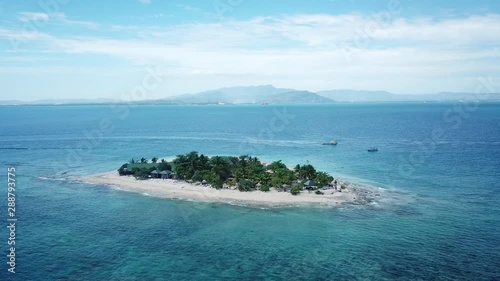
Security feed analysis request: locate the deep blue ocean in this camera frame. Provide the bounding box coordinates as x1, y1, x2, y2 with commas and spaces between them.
0, 103, 499, 280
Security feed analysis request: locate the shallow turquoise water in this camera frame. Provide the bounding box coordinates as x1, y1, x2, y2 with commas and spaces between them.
0, 104, 499, 280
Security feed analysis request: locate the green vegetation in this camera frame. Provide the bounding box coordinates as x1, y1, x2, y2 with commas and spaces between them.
314, 171, 334, 187
191, 170, 204, 182
132, 167, 155, 180
297, 164, 316, 180
157, 161, 172, 172
238, 179, 255, 192
290, 185, 302, 195
173, 151, 210, 180
117, 163, 128, 176
260, 184, 270, 192
118, 151, 340, 195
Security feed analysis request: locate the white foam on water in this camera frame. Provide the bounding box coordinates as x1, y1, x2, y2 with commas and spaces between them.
37, 176, 68, 182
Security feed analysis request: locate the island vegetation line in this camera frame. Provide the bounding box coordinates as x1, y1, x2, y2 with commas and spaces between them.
118, 151, 345, 195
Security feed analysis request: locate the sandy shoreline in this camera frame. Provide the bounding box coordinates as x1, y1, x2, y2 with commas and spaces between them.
80, 171, 359, 207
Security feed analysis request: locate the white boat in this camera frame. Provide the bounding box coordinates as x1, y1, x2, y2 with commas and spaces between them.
323, 140, 338, 145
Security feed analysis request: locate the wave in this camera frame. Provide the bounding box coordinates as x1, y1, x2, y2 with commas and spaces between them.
37, 176, 87, 187
0, 147, 66, 150
36, 176, 68, 182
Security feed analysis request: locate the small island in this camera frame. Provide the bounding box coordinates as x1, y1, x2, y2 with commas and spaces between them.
82, 151, 360, 207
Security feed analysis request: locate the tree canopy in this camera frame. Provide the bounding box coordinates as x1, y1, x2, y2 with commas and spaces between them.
120, 152, 337, 195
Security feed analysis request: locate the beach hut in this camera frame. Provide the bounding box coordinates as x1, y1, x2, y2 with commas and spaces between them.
281, 184, 290, 192
150, 170, 160, 178
303, 180, 317, 190
159, 170, 172, 179
304, 179, 316, 186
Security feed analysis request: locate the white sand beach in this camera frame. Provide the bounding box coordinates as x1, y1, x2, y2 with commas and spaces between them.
80, 171, 358, 207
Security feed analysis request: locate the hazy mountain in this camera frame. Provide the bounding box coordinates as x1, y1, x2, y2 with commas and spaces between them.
318, 90, 500, 102
166, 85, 295, 104
262, 90, 333, 104
165, 86, 334, 104
2, 86, 499, 105
317, 90, 395, 102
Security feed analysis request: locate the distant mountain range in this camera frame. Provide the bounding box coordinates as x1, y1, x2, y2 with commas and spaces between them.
317, 90, 500, 102
3, 85, 500, 105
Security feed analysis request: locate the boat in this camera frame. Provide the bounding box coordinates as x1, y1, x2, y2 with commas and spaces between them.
367, 147, 379, 152
323, 140, 338, 145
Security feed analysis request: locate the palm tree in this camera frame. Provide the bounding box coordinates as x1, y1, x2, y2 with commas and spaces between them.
314, 171, 333, 187
210, 156, 231, 180
199, 154, 210, 170
173, 154, 189, 178
299, 164, 316, 179
129, 158, 135, 164
140, 157, 147, 163
269, 160, 287, 172
294, 164, 301, 173
151, 157, 158, 163
248, 159, 265, 182
233, 155, 249, 180
255, 170, 271, 185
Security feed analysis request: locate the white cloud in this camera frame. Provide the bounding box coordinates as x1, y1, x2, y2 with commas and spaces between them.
176, 4, 202, 12
18, 12, 50, 22
16, 12, 99, 29
2, 13, 499, 95
0, 27, 51, 41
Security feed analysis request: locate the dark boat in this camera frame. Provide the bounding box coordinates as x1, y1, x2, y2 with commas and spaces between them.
367, 147, 379, 152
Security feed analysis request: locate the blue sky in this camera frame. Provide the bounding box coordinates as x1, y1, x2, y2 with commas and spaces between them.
1, 0, 499, 101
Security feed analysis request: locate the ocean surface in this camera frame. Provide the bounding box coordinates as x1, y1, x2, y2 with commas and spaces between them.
0, 103, 499, 280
